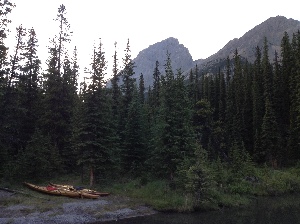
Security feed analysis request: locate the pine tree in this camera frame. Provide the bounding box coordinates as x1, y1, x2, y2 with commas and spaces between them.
260, 37, 279, 164
288, 31, 300, 162
252, 46, 264, 161
139, 73, 145, 104
40, 43, 64, 172
150, 55, 194, 179
17, 28, 41, 153
232, 49, 244, 142
0, 0, 15, 87
148, 60, 161, 124
280, 32, 293, 156
152, 60, 161, 109
218, 69, 226, 122
242, 60, 254, 152
194, 99, 213, 151
119, 39, 136, 170
121, 38, 136, 116
38, 4, 75, 172
55, 4, 71, 74
178, 143, 215, 207
1, 25, 26, 158
122, 85, 148, 174
77, 39, 117, 185
111, 41, 121, 121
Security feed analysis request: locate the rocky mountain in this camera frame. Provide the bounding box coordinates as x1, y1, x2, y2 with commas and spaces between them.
131, 16, 300, 87
195, 16, 300, 72
132, 37, 193, 87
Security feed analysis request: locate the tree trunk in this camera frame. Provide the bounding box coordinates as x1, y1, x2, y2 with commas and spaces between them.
90, 166, 94, 187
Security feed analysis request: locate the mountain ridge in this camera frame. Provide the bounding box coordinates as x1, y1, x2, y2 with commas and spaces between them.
194, 16, 300, 68
132, 37, 193, 87
132, 16, 300, 87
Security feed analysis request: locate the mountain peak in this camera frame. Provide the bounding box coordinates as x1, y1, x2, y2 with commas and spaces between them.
132, 37, 193, 87
201, 16, 300, 65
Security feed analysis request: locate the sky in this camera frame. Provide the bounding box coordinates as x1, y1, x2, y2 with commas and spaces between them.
7, 0, 300, 79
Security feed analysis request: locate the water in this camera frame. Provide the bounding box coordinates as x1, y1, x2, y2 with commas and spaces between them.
100, 194, 300, 224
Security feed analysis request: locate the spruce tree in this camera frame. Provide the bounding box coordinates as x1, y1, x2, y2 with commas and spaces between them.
122, 85, 148, 174
139, 73, 145, 104
232, 49, 244, 142
111, 41, 121, 121
121, 38, 136, 116
280, 32, 292, 155
119, 39, 136, 171
260, 37, 279, 164
150, 55, 194, 179
252, 46, 264, 160
288, 31, 300, 162
77, 39, 117, 185
38, 4, 75, 172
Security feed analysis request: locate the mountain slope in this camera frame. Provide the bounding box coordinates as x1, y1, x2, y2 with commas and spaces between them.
131, 16, 300, 87
195, 16, 300, 71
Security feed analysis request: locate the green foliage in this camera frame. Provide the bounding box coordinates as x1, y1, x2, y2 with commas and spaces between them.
228, 141, 255, 178
177, 143, 216, 209
7, 129, 62, 181
111, 179, 190, 211
254, 167, 300, 195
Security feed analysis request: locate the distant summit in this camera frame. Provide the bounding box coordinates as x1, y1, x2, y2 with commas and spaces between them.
131, 16, 300, 86
132, 37, 193, 87
195, 16, 300, 72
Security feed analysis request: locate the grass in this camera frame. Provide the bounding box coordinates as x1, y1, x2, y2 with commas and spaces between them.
3, 165, 300, 214
110, 179, 190, 211
103, 166, 300, 212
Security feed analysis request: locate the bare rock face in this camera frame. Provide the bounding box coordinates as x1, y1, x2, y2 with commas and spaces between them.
195, 16, 300, 73
132, 37, 193, 87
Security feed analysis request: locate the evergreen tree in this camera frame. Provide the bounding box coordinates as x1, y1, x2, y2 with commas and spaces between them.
139, 73, 145, 104
111, 41, 121, 121
148, 60, 161, 124
218, 69, 226, 122
40, 43, 64, 172
1, 25, 26, 158
232, 49, 244, 142
242, 61, 254, 152
280, 32, 293, 156
55, 4, 71, 74
0, 0, 14, 87
260, 37, 279, 164
150, 55, 194, 179
122, 85, 148, 174
38, 4, 75, 172
252, 46, 264, 160
77, 40, 117, 185
288, 31, 300, 162
178, 143, 215, 207
17, 28, 41, 153
119, 39, 136, 170
152, 60, 161, 109
194, 99, 213, 151
121, 38, 136, 116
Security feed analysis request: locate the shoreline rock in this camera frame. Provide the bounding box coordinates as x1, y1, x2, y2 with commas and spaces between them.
0, 190, 156, 224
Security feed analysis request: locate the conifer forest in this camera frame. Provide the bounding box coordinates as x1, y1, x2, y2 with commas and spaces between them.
1, 2, 300, 208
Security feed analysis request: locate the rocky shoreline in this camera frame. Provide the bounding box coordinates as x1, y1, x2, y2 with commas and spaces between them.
0, 190, 156, 224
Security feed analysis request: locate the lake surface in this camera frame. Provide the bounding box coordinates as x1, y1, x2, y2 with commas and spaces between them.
100, 194, 300, 224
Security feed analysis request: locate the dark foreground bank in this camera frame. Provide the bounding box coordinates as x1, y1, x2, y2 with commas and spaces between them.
0, 190, 155, 224
96, 193, 300, 224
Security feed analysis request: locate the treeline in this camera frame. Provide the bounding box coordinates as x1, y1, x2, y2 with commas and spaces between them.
1, 2, 300, 191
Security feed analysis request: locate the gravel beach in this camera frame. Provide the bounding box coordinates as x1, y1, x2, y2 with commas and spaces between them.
0, 189, 156, 224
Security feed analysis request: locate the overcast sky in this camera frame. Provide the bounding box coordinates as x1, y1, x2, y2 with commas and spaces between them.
7, 0, 300, 78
